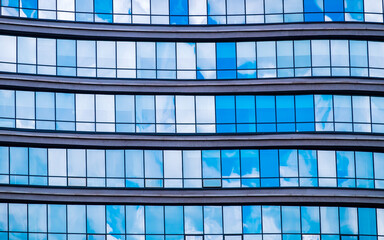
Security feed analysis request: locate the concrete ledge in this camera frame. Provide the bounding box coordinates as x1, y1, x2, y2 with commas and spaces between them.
0, 185, 382, 206
1, 130, 384, 150
1, 74, 384, 95
0, 18, 384, 41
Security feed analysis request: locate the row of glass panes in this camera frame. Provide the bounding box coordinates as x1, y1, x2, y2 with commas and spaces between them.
0, 204, 383, 237
1, 147, 384, 189
1, 0, 384, 24
0, 36, 383, 79
1, 90, 384, 134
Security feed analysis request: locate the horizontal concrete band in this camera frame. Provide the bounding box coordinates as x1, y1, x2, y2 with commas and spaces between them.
1, 130, 384, 150
0, 18, 384, 41
2, 74, 384, 95
0, 186, 382, 206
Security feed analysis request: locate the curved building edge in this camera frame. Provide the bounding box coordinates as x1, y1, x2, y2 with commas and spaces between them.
1, 19, 384, 41
2, 74, 384, 95
1, 130, 384, 150
0, 186, 382, 206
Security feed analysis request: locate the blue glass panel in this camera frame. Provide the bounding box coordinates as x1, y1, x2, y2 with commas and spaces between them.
48, 205, 66, 233
320, 207, 339, 234
243, 205, 261, 233
145, 206, 164, 234
95, 0, 112, 13
236, 96, 255, 124
345, 0, 363, 12
276, 96, 295, 123
67, 205, 86, 234
202, 150, 221, 179
304, 0, 324, 12
282, 206, 301, 233
299, 150, 318, 178
0, 90, 15, 119
217, 42, 236, 70
165, 206, 183, 234
339, 207, 358, 234
262, 206, 281, 233
324, 0, 343, 12
216, 96, 235, 124
358, 208, 377, 235
10, 147, 28, 175
295, 95, 314, 122
87, 206, 105, 234
9, 204, 27, 232
184, 206, 203, 234
256, 96, 276, 123
29, 148, 47, 176
2, 0, 19, 7
0, 147, 9, 175
57, 40, 76, 67
301, 207, 320, 233
106, 205, 125, 234
28, 204, 47, 233
221, 150, 240, 178
260, 150, 279, 178
355, 152, 373, 179
20, 0, 37, 9
204, 206, 223, 234
126, 206, 144, 234
170, 0, 188, 15
56, 93, 75, 121
336, 151, 355, 178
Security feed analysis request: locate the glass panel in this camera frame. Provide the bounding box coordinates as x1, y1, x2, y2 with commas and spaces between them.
165, 206, 184, 234
76, 94, 95, 122
301, 207, 320, 233
96, 95, 115, 123
185, 206, 203, 234
243, 205, 261, 233
48, 205, 66, 233
106, 205, 125, 234
48, 149, 66, 177
97, 41, 116, 68
125, 150, 144, 178
68, 205, 86, 233
202, 150, 221, 179
144, 150, 163, 178
282, 206, 301, 233
145, 206, 164, 234
262, 206, 281, 233
106, 150, 124, 178
221, 150, 240, 178
126, 205, 144, 234
183, 150, 202, 179
223, 206, 242, 234
29, 148, 47, 176
87, 205, 105, 234
57, 40, 76, 67
28, 204, 47, 233
87, 150, 105, 178
68, 149, 86, 177
339, 207, 358, 234
164, 150, 182, 180
204, 206, 223, 234
320, 207, 339, 234
77, 41, 95, 68
318, 151, 336, 178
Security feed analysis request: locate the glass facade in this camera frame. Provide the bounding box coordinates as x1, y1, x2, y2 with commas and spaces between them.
1, 90, 384, 134
1, 0, 383, 238
0, 36, 383, 80
1, 0, 384, 25
0, 203, 383, 240
0, 147, 384, 189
